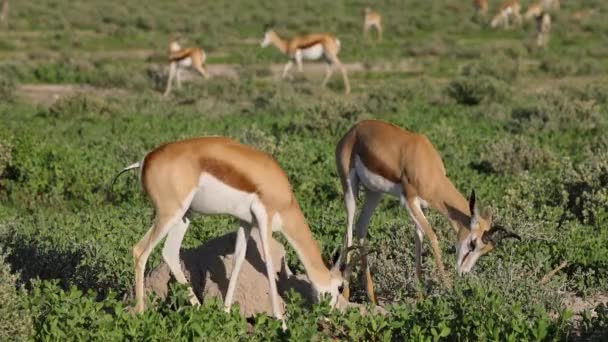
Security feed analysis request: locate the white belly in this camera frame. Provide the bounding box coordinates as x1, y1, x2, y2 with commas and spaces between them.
190, 174, 257, 223
354, 156, 402, 197
178, 57, 192, 67
300, 44, 324, 60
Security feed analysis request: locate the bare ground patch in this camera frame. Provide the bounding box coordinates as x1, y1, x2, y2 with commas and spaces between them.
16, 84, 129, 106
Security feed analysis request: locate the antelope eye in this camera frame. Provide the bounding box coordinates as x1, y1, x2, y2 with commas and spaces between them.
469, 239, 476, 251
338, 285, 344, 293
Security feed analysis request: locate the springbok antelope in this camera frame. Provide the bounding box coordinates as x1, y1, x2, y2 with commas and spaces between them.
491, 0, 522, 29
163, 40, 209, 96
363, 7, 383, 41
524, 3, 543, 21
535, 12, 551, 48
260, 26, 351, 94
113, 137, 348, 329
335, 120, 520, 302
473, 0, 489, 17
0, 0, 8, 24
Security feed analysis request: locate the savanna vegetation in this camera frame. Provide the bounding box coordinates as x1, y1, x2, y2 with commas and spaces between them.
1, 0, 607, 340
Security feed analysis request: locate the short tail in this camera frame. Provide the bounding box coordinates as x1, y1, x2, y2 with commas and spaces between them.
335, 38, 341, 52
111, 162, 141, 190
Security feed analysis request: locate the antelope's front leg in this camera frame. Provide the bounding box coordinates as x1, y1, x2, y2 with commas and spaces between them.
354, 191, 382, 303
281, 60, 294, 79
163, 62, 177, 96
295, 50, 303, 72
176, 68, 182, 89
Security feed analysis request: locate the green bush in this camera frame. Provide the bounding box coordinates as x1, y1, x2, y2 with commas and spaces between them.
446, 75, 510, 106
0, 74, 16, 103
0, 247, 33, 341
460, 52, 521, 82
478, 135, 555, 174
509, 93, 602, 132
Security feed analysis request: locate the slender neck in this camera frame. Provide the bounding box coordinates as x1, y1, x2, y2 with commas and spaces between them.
433, 177, 472, 230
269, 32, 288, 54
280, 202, 332, 288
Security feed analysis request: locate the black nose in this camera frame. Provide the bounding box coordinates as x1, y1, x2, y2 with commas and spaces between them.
469, 239, 476, 251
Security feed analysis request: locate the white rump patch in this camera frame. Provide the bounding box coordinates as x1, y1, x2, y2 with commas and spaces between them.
354, 156, 401, 197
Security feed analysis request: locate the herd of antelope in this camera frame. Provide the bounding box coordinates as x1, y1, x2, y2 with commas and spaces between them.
478, 0, 559, 47
165, 1, 562, 96
111, 0, 574, 330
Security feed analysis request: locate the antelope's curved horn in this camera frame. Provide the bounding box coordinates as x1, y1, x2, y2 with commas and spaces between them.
484, 225, 521, 245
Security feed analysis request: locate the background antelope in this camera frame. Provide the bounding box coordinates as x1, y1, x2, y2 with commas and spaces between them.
524, 3, 542, 21
335, 120, 520, 302
260, 25, 351, 94
163, 39, 210, 96
473, 0, 489, 17
0, 0, 8, 24
535, 12, 551, 48
491, 0, 522, 29
363, 7, 383, 41
113, 137, 347, 329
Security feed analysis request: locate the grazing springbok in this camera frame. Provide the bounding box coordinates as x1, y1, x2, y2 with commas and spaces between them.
473, 0, 489, 17
163, 40, 209, 96
524, 3, 552, 48
491, 0, 522, 29
363, 7, 383, 41
524, 3, 543, 21
535, 12, 551, 48
260, 26, 351, 94
0, 0, 8, 24
335, 120, 520, 302
113, 137, 348, 330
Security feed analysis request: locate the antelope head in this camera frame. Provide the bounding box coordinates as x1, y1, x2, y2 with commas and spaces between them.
456, 190, 521, 275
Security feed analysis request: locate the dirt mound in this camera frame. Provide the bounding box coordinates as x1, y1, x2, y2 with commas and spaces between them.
145, 230, 316, 317
145, 230, 384, 317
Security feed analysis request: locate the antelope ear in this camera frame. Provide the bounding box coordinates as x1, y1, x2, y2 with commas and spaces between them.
469, 189, 478, 217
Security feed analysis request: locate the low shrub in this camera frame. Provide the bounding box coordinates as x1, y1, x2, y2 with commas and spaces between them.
509, 93, 602, 132
460, 52, 521, 82
0, 247, 33, 341
477, 135, 555, 174
0, 74, 16, 102
446, 75, 510, 106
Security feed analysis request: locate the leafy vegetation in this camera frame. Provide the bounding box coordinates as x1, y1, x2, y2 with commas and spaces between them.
1, 0, 608, 340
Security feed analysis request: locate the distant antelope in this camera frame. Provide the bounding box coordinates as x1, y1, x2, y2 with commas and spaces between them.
163, 40, 209, 96
491, 0, 522, 29
113, 137, 349, 330
535, 13, 551, 48
335, 120, 520, 302
473, 0, 489, 17
363, 7, 383, 41
524, 3, 542, 21
0, 0, 8, 24
260, 25, 351, 94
